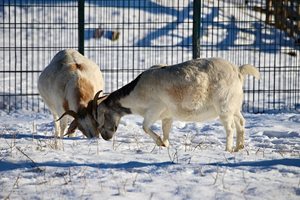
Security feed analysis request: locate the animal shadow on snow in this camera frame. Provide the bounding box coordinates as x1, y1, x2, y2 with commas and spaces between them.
210, 158, 300, 168
0, 133, 84, 140
0, 160, 173, 172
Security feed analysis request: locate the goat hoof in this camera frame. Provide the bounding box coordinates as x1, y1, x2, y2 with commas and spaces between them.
225, 147, 234, 153
234, 144, 245, 152
155, 138, 170, 148
162, 140, 169, 148
155, 137, 165, 147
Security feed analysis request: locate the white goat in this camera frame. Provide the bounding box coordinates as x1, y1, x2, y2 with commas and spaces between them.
94, 58, 260, 152
38, 49, 104, 138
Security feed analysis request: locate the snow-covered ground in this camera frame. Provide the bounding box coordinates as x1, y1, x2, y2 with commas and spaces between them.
0, 110, 299, 199
1, 0, 300, 199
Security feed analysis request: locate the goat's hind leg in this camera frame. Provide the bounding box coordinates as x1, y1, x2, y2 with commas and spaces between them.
234, 111, 245, 152
220, 114, 235, 152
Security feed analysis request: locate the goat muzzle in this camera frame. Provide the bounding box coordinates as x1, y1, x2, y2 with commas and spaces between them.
100, 131, 113, 141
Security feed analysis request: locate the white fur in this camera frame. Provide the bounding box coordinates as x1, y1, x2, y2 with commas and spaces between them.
38, 49, 104, 138
97, 57, 260, 152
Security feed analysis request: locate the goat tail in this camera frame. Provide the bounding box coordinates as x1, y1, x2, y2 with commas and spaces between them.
239, 64, 260, 80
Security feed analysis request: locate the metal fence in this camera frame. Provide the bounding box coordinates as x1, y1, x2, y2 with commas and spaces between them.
83, 0, 193, 95
194, 0, 300, 112
1, 0, 79, 111
0, 0, 299, 113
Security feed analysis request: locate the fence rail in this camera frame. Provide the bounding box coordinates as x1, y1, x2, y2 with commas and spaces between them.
0, 0, 299, 113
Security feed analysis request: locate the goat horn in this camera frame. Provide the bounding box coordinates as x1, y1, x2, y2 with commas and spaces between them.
98, 95, 107, 101
93, 90, 103, 110
57, 110, 78, 121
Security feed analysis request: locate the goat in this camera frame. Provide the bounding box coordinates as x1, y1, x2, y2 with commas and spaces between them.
38, 49, 104, 138
94, 58, 260, 152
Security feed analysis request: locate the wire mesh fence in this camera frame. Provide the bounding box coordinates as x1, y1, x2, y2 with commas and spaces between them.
0, 0, 299, 113
196, 0, 300, 112
0, 0, 78, 111
83, 0, 193, 93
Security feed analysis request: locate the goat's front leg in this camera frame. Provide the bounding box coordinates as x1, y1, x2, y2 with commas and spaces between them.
161, 118, 173, 147
143, 124, 165, 147
53, 114, 64, 138
142, 108, 167, 147
56, 110, 68, 138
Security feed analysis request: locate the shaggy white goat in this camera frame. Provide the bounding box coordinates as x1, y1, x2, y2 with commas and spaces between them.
38, 49, 104, 138
94, 57, 260, 152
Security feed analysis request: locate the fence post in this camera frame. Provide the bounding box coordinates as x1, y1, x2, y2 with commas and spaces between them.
78, 0, 85, 55
193, 0, 201, 59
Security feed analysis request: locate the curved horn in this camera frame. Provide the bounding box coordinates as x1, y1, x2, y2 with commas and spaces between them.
98, 95, 107, 101
57, 110, 78, 121
93, 90, 103, 110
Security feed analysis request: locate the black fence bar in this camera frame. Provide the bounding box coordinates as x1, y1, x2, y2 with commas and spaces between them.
192, 0, 201, 59
78, 0, 85, 55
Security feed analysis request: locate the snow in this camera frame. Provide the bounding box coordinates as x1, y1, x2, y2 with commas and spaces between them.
1, 0, 300, 199
1, 111, 300, 199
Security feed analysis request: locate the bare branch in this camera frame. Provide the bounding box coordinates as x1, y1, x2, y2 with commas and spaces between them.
4, 174, 20, 200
